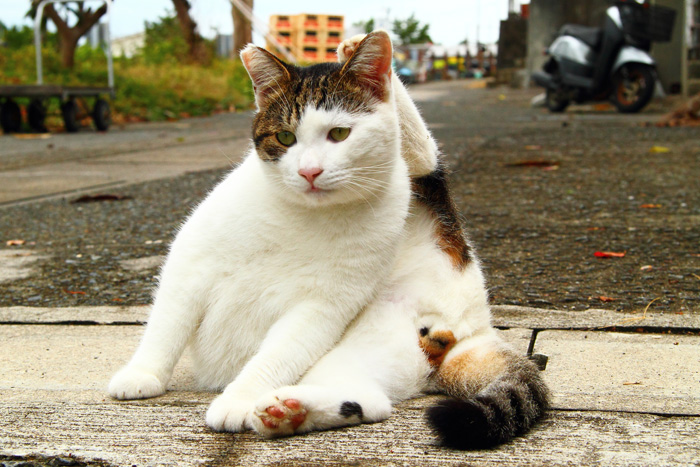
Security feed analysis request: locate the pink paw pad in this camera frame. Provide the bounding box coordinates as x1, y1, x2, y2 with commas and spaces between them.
261, 399, 307, 431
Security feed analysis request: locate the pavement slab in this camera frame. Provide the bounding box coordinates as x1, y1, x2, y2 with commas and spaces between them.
535, 330, 700, 416
1, 309, 699, 465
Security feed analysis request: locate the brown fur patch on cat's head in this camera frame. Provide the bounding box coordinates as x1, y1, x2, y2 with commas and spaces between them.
240, 31, 393, 162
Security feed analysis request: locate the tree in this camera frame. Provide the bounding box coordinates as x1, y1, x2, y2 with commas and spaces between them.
392, 14, 432, 46
29, 0, 108, 68
171, 0, 210, 63
352, 18, 375, 34
231, 0, 253, 58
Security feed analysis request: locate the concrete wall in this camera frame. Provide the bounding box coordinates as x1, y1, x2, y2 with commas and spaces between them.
652, 0, 686, 93
498, 14, 528, 69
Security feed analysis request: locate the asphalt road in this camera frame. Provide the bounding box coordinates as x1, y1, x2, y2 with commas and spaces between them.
1, 81, 698, 316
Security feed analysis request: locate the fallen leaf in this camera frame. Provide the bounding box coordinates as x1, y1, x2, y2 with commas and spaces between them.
505, 160, 560, 169
595, 251, 626, 258
623, 381, 642, 386
13, 133, 51, 140
71, 194, 133, 203
649, 146, 670, 153
597, 296, 617, 302
6, 239, 26, 246
640, 265, 653, 271
64, 290, 86, 295
640, 204, 662, 209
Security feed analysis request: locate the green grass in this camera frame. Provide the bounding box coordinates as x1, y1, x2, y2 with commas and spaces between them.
0, 43, 254, 126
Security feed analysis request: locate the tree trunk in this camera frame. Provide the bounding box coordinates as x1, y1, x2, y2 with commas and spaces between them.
232, 0, 254, 58
59, 33, 80, 69
171, 0, 209, 63
41, 2, 107, 69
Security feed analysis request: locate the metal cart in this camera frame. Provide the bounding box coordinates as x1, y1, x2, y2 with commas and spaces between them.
0, 0, 114, 133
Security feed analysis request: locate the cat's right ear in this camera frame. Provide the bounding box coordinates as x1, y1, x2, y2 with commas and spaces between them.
240, 45, 292, 109
340, 30, 393, 102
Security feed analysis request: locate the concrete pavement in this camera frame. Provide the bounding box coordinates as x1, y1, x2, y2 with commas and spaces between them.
1, 305, 698, 466
1, 82, 698, 466
0, 112, 252, 206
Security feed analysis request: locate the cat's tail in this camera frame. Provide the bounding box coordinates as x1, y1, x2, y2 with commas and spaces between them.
426, 344, 550, 450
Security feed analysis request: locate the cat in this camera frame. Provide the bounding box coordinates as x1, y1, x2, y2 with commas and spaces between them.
245, 34, 550, 449
109, 30, 549, 449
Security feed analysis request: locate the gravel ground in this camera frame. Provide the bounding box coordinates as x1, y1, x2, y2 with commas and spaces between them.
1, 83, 698, 315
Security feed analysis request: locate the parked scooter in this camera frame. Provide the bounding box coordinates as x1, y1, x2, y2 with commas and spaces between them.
532, 0, 676, 113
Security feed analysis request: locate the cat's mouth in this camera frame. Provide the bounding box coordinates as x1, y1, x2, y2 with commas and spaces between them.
306, 185, 327, 194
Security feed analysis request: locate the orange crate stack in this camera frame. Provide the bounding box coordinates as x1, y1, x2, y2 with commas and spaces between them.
267, 13, 344, 63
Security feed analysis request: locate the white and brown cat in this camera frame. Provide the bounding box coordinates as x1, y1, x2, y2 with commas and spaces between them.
109, 31, 548, 449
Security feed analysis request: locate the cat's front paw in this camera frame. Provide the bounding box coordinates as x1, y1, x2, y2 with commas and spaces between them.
108, 366, 165, 400
337, 34, 367, 62
206, 394, 254, 432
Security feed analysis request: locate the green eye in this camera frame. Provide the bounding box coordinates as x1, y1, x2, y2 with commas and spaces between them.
276, 131, 296, 147
328, 127, 351, 142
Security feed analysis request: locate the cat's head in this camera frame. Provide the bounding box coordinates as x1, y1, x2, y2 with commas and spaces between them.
240, 30, 401, 206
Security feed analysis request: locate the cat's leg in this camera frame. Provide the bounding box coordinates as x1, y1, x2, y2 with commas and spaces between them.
250, 383, 392, 438
205, 300, 366, 432
426, 329, 550, 449
339, 33, 439, 177
249, 300, 430, 438
108, 272, 203, 400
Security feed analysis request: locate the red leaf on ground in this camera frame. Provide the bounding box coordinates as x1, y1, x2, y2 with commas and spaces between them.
595, 251, 626, 258
640, 204, 662, 209
64, 290, 86, 295
597, 296, 617, 302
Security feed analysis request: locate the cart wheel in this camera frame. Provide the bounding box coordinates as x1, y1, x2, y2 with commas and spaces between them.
92, 98, 111, 131
28, 99, 48, 133
0, 99, 23, 133
61, 99, 79, 133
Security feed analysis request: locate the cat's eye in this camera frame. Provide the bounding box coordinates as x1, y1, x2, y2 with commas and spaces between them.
328, 127, 351, 142
276, 131, 296, 147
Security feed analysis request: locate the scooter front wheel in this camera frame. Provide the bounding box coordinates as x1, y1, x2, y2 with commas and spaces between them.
611, 64, 656, 113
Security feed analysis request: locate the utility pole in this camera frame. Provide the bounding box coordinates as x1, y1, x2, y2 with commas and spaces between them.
229, 0, 296, 63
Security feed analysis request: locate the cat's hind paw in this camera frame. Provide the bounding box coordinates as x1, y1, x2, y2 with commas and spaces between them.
108, 367, 165, 400
206, 394, 253, 432
252, 397, 308, 438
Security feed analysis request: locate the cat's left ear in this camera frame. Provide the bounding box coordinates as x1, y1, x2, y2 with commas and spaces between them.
340, 30, 393, 102
240, 45, 292, 109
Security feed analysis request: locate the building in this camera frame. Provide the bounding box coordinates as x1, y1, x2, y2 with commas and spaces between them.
267, 13, 344, 63
110, 32, 145, 58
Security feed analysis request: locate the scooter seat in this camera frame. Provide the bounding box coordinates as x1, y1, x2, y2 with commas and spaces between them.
559, 24, 603, 50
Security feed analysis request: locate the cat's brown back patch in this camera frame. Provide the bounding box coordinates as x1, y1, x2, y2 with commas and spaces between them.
411, 165, 471, 270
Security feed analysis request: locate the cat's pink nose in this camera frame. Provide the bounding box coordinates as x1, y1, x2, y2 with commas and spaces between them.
298, 167, 323, 184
